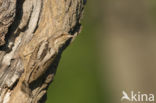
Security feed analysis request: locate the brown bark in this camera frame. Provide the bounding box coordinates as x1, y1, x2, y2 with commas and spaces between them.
0, 0, 85, 103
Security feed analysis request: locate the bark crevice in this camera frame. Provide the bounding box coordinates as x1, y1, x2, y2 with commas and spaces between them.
0, 0, 85, 103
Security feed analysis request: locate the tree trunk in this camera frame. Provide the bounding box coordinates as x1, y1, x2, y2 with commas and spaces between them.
0, 0, 85, 103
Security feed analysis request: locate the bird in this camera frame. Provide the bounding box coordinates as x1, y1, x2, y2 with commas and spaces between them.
121, 91, 131, 101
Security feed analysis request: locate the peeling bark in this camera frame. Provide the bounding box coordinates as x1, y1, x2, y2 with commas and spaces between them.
0, 0, 85, 103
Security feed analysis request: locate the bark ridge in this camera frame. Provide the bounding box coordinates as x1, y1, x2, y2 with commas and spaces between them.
0, 0, 85, 103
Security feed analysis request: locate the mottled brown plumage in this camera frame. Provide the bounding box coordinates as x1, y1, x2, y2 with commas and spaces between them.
0, 0, 85, 102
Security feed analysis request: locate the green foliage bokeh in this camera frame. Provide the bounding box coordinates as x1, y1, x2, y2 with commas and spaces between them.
46, 1, 111, 103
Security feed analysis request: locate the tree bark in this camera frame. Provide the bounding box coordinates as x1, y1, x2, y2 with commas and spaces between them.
0, 0, 85, 103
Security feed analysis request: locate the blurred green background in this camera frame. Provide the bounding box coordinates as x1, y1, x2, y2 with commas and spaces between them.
46, 0, 112, 103
46, 0, 156, 103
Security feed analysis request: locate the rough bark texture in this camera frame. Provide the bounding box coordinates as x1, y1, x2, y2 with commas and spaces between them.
0, 0, 85, 103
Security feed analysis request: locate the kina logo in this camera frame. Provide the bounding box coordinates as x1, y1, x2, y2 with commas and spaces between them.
121, 91, 154, 102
